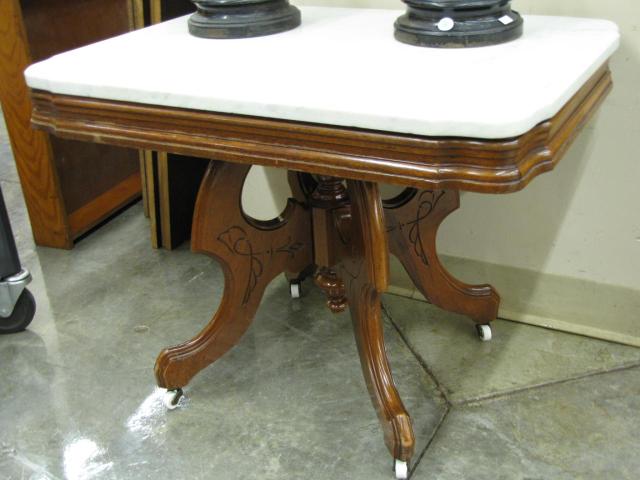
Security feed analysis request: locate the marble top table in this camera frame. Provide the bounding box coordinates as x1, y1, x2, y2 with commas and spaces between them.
25, 7, 619, 479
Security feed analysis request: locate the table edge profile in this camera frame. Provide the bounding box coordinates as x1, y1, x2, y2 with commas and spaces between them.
29, 64, 612, 193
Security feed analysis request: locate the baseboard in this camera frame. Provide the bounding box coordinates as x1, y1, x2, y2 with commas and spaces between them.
387, 255, 640, 348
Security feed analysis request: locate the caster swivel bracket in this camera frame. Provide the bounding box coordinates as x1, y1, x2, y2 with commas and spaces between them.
0, 269, 31, 317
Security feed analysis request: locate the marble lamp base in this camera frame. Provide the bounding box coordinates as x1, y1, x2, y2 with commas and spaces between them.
395, 0, 523, 48
189, 0, 301, 39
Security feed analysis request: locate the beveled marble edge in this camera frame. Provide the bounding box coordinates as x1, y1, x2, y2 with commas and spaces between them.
24, 8, 620, 139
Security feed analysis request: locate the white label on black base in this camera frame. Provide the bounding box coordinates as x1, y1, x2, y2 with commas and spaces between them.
438, 17, 455, 32
499, 15, 514, 25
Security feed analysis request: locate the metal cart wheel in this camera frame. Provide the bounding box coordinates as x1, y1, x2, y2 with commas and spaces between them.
0, 288, 35, 334
0, 185, 35, 334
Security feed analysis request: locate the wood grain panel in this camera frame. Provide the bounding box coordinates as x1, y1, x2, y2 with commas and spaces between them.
20, 0, 135, 62
21, 0, 142, 238
0, 0, 143, 248
68, 171, 142, 238
0, 0, 71, 248
49, 136, 140, 213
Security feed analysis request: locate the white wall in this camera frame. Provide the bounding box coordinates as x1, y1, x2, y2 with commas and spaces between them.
245, 0, 640, 294
438, 0, 640, 291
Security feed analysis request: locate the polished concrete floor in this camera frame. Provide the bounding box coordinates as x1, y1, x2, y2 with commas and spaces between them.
1, 113, 639, 480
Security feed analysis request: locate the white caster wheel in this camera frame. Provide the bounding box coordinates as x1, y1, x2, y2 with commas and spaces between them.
289, 282, 301, 299
163, 388, 183, 410
476, 324, 492, 342
394, 459, 408, 479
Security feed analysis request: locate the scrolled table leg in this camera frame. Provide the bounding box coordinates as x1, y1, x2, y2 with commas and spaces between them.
384, 188, 500, 327
155, 161, 312, 390
336, 180, 415, 464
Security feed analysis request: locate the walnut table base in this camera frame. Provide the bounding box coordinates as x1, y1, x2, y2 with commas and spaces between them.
153, 168, 499, 463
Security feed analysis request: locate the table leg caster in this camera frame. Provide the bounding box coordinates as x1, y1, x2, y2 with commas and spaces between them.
476, 324, 493, 342
162, 388, 184, 410
289, 281, 302, 299
394, 459, 409, 479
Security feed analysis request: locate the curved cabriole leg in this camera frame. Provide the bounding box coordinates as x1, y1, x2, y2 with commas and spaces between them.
337, 180, 415, 463
155, 161, 312, 389
384, 189, 500, 324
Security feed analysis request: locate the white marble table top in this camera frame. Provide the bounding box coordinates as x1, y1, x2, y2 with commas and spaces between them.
25, 7, 619, 139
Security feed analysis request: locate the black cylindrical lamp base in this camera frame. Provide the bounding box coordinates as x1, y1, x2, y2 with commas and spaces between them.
395, 0, 523, 48
189, 0, 301, 39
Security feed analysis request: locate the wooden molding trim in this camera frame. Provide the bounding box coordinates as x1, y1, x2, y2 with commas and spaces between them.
143, 150, 160, 249
149, 0, 162, 25
30, 64, 611, 193
156, 151, 172, 248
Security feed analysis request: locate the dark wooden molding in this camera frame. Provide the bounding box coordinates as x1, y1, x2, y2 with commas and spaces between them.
30, 64, 611, 194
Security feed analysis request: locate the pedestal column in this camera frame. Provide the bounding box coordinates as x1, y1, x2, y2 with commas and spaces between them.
189, 0, 301, 39
395, 0, 523, 48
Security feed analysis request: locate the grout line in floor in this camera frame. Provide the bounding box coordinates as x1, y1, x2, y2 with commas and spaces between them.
409, 404, 450, 478
382, 301, 452, 406
454, 361, 640, 407
382, 299, 640, 409
382, 303, 640, 475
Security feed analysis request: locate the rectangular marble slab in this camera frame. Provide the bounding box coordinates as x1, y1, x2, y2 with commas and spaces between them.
25, 7, 619, 139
